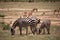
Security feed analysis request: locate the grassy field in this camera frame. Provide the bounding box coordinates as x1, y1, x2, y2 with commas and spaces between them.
0, 2, 60, 9
0, 25, 60, 40
0, 2, 60, 40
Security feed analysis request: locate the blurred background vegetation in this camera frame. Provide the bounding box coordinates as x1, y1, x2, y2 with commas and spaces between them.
0, 0, 60, 2
0, 14, 10, 30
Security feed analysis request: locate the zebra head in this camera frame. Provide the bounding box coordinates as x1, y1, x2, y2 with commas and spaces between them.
11, 27, 15, 35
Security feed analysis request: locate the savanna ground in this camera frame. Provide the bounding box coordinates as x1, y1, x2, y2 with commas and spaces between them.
0, 25, 60, 40
0, 2, 60, 40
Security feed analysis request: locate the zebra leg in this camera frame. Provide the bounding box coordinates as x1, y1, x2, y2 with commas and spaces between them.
33, 26, 37, 34
38, 28, 42, 34
26, 27, 28, 35
42, 28, 45, 34
30, 26, 35, 35
46, 27, 50, 34
19, 27, 22, 35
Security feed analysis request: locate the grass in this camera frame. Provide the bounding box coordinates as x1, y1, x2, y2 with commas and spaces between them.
0, 2, 60, 9
0, 25, 60, 40
0, 22, 11, 30
0, 2, 60, 40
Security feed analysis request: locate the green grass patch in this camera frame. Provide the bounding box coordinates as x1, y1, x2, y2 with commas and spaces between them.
0, 14, 5, 17
1, 23, 11, 30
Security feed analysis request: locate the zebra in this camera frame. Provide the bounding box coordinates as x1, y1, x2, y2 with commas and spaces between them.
11, 17, 40, 35
54, 8, 60, 15
38, 19, 51, 34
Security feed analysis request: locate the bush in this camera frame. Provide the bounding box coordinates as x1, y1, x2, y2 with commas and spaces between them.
0, 14, 5, 17
2, 23, 10, 30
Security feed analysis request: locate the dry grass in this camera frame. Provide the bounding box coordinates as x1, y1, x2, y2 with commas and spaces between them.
0, 2, 60, 40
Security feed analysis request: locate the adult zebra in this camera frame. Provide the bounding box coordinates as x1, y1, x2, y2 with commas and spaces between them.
11, 17, 40, 35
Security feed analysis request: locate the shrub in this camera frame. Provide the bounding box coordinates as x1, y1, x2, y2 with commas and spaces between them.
2, 23, 10, 30
0, 14, 5, 17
